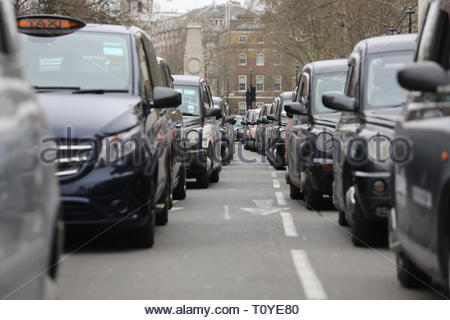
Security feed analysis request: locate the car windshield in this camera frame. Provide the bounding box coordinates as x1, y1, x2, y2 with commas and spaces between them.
313, 72, 347, 114
174, 85, 201, 116
20, 32, 131, 91
365, 51, 414, 109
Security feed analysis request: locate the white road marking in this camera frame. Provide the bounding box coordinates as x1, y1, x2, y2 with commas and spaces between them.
275, 192, 287, 206
273, 179, 280, 189
291, 250, 328, 300
271, 172, 277, 178
224, 205, 231, 220
280, 212, 298, 237
170, 207, 184, 212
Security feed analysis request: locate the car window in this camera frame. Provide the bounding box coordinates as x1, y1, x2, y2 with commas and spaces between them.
20, 32, 131, 90
142, 37, 161, 91
174, 85, 200, 116
345, 63, 357, 98
365, 51, 414, 108
313, 72, 347, 114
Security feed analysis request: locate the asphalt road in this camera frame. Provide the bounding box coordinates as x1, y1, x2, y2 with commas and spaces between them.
58, 146, 445, 300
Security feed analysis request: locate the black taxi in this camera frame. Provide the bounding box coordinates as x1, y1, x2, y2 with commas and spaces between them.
18, 15, 180, 248
173, 75, 222, 188
285, 59, 347, 209
323, 34, 416, 247
391, 0, 450, 290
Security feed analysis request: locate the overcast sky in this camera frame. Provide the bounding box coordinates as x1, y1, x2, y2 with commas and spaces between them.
154, 0, 247, 14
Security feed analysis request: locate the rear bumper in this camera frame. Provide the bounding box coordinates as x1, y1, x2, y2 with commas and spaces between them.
306, 159, 334, 194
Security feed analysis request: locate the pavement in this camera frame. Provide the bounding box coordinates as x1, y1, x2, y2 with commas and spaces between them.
58, 146, 445, 299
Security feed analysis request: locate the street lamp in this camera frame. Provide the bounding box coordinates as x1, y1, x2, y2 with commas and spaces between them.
249, 69, 253, 89
295, 65, 300, 84
406, 5, 415, 34
389, 24, 397, 35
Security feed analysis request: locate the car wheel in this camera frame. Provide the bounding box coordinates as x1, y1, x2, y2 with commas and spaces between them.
156, 198, 169, 226
289, 182, 303, 200
173, 164, 186, 200
197, 168, 209, 188
304, 172, 322, 210
209, 168, 220, 183
351, 202, 374, 247
338, 210, 349, 227
396, 251, 429, 288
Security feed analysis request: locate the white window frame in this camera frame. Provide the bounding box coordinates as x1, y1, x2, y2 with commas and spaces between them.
273, 75, 282, 91
239, 53, 247, 66
238, 102, 247, 113
238, 75, 247, 92
256, 54, 264, 66
256, 75, 264, 92
239, 35, 247, 43
274, 54, 281, 65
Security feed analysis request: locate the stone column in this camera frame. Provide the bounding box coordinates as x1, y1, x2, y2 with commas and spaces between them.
184, 23, 205, 77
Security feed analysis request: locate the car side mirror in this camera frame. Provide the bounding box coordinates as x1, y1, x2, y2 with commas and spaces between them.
267, 114, 278, 121
241, 121, 248, 125
322, 92, 355, 112
287, 112, 293, 119
153, 87, 181, 109
398, 61, 449, 92
226, 116, 236, 124
285, 102, 308, 116
204, 107, 221, 118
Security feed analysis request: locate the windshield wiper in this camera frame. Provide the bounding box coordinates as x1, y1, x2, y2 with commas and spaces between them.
72, 89, 129, 94
182, 112, 199, 117
33, 86, 81, 91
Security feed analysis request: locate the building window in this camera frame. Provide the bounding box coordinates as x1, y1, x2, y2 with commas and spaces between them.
239, 53, 247, 66
273, 75, 282, 91
137, 1, 143, 13
239, 35, 247, 43
257, 35, 264, 43
256, 54, 264, 66
239, 102, 247, 114
256, 75, 264, 92
238, 75, 247, 91
274, 54, 281, 65
256, 102, 264, 109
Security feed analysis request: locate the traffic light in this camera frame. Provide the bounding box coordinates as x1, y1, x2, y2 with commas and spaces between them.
246, 89, 252, 108
250, 86, 256, 102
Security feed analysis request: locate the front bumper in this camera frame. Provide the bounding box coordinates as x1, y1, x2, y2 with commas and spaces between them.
61, 165, 151, 231
305, 158, 334, 194
353, 171, 391, 221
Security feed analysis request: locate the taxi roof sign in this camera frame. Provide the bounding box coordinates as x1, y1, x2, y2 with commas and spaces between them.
17, 15, 86, 37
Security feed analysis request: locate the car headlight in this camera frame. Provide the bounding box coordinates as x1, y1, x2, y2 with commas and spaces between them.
97, 126, 141, 167
316, 132, 336, 153
280, 130, 286, 140
186, 130, 201, 145
368, 135, 391, 162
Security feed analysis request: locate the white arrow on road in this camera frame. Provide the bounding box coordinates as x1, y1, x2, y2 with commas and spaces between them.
241, 200, 290, 216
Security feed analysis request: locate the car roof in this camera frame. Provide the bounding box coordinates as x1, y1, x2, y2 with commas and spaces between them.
173, 75, 203, 86
356, 34, 417, 55
306, 59, 348, 74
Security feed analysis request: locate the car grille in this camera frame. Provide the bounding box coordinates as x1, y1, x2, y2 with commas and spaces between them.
55, 139, 95, 178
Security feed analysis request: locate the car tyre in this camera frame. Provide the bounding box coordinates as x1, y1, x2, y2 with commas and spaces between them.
289, 183, 303, 200
304, 172, 322, 210
351, 203, 374, 247
338, 210, 350, 227
396, 251, 429, 288
173, 165, 187, 200
209, 168, 220, 183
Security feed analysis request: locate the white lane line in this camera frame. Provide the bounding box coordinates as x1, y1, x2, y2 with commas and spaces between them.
280, 212, 298, 237
275, 192, 287, 206
224, 205, 231, 220
271, 172, 277, 178
291, 250, 328, 300
273, 179, 280, 189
